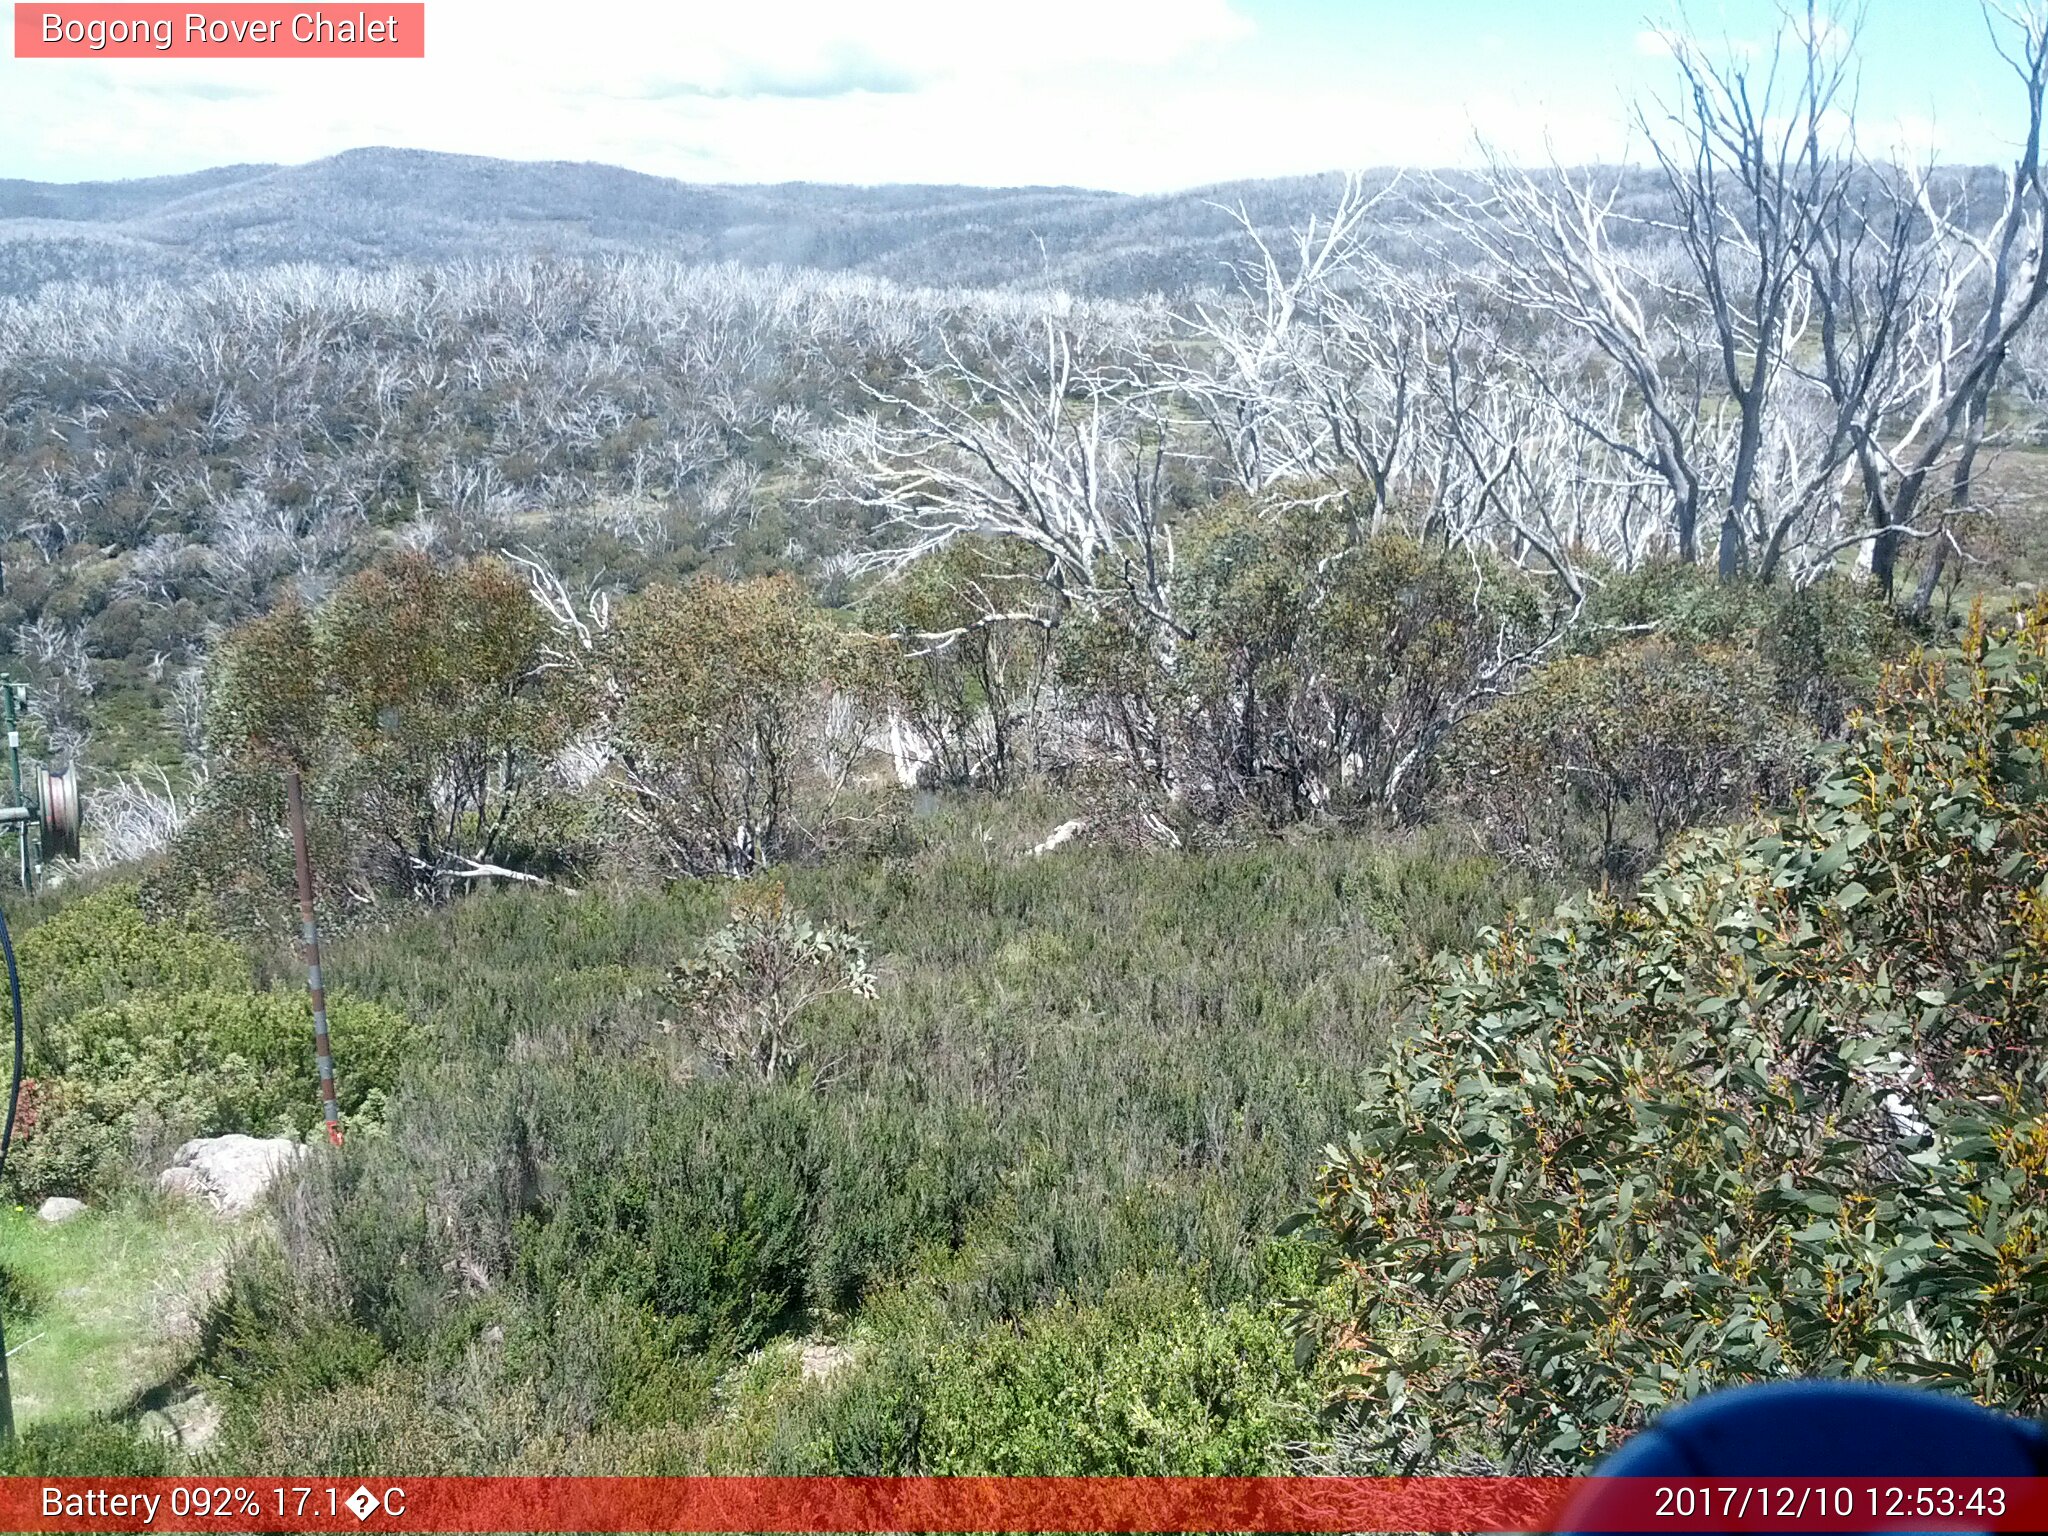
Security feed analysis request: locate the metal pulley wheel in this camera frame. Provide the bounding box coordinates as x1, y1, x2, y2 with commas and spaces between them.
37, 765, 79, 862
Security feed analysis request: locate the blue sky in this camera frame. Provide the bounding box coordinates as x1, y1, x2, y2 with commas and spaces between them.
0, 1, 2020, 190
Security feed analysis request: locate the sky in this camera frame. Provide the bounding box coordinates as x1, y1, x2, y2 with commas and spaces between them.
0, 1, 2025, 192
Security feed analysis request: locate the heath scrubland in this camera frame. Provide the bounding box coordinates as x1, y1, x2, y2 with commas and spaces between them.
4, 2, 2048, 1480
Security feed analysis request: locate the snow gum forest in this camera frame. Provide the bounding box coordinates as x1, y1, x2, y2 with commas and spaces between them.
3, 3, 2048, 1479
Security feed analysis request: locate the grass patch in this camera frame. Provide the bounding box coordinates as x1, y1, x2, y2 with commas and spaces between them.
0, 1200, 238, 1424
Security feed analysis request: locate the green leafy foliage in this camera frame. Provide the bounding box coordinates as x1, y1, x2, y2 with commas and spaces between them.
0, 1258, 49, 1327
1451, 571, 1911, 877
2, 884, 413, 1201
782, 1277, 1311, 1474
202, 1240, 432, 1406
1065, 498, 1550, 826
860, 538, 1053, 789
1450, 637, 1811, 876
514, 1075, 817, 1358
194, 820, 1519, 1473
607, 573, 880, 875
0, 1417, 171, 1476
18, 990, 409, 1194
158, 554, 586, 924
665, 886, 875, 1082
14, 884, 245, 1019
203, 600, 327, 770
1585, 569, 1912, 737
1298, 601, 2048, 1467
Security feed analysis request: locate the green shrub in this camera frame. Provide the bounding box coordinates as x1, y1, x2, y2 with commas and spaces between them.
13, 883, 246, 1028
1298, 601, 2048, 1468
784, 1278, 1311, 1474
606, 573, 879, 875
11, 987, 411, 1200
40, 988, 409, 1130
916, 1279, 1308, 1473
199, 1358, 551, 1477
508, 1294, 723, 1433
6, 1077, 136, 1201
806, 1102, 989, 1316
158, 555, 589, 923
0, 1257, 49, 1326
3, 884, 416, 1201
1080, 499, 1550, 824
0, 1416, 171, 1475
514, 1075, 819, 1357
665, 886, 875, 1083
206, 1283, 389, 1403
1584, 567, 1912, 737
860, 538, 1053, 788
1450, 637, 1810, 876
197, 825, 1521, 1471
197, 1157, 446, 1398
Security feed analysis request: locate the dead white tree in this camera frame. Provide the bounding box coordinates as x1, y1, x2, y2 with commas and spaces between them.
1175, 173, 1401, 497
1893, 5, 2048, 608
81, 764, 199, 869
504, 545, 615, 670
1454, 1, 2048, 592
825, 315, 1180, 634
1292, 254, 1436, 527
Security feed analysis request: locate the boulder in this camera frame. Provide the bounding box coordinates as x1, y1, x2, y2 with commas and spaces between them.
157, 1134, 306, 1216
36, 1195, 86, 1223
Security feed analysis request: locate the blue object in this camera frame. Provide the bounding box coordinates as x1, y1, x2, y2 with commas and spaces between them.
1554, 1381, 2048, 1534
1596, 1381, 2048, 1475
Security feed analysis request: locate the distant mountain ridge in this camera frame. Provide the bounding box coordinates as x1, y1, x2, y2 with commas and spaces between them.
0, 147, 1359, 298
8, 148, 2000, 301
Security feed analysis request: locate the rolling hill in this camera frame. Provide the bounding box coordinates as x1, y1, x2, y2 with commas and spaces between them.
0, 147, 1361, 297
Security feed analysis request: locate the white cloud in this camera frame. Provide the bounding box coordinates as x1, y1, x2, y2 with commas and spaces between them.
415, 0, 1253, 100
0, 0, 2011, 192
1883, 112, 1948, 162
1, 0, 1267, 187
0, 58, 1632, 194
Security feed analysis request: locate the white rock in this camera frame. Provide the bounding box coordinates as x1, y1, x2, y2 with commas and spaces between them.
36, 1196, 86, 1223
157, 1134, 307, 1217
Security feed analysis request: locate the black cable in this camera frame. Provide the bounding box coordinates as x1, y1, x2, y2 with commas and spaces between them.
0, 901, 21, 1165
0, 898, 21, 1441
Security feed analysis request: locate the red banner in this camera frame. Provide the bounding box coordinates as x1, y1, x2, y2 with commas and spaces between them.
13, 5, 424, 58
7, 1477, 2048, 1532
